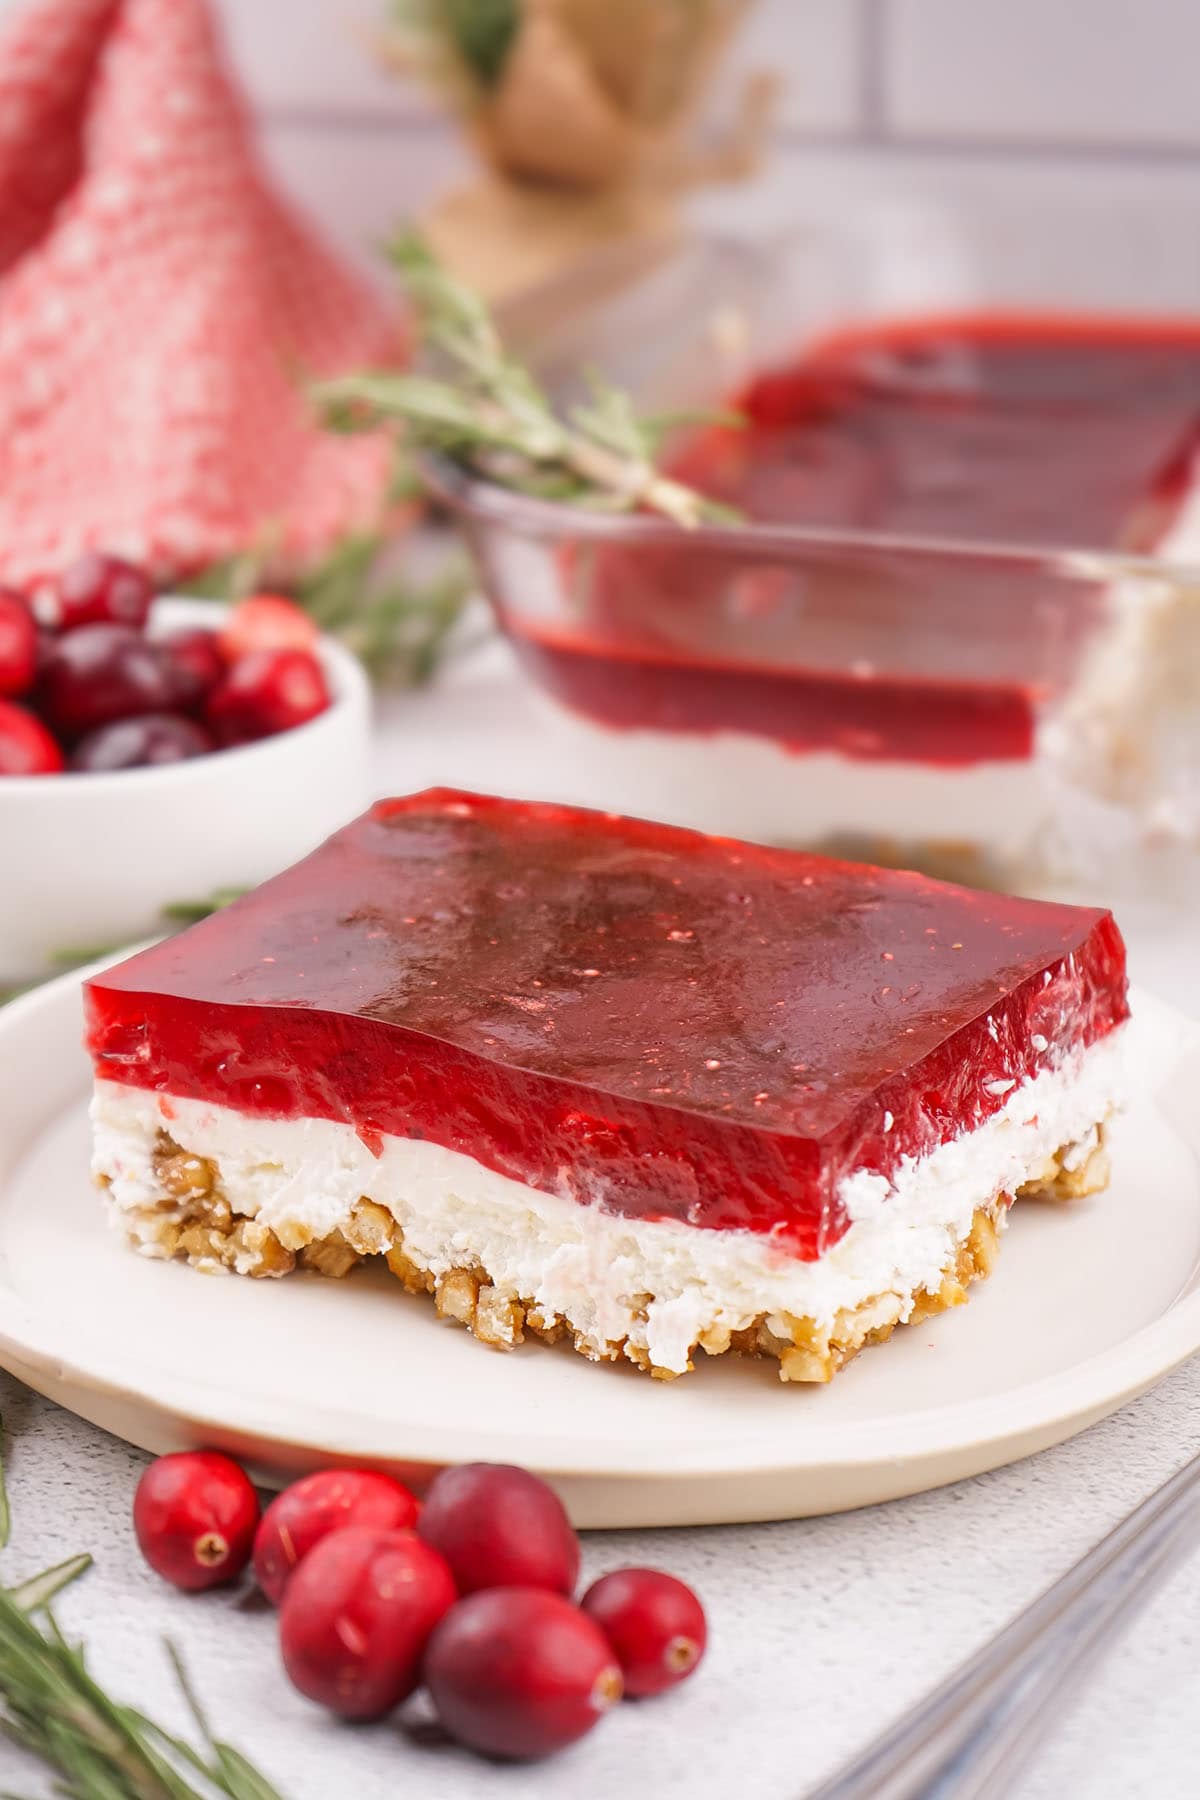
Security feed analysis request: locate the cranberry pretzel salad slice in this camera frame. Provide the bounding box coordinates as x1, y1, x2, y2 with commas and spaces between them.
86, 790, 1128, 1382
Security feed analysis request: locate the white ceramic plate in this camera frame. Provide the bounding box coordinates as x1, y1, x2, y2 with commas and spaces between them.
1, 965, 1198, 1527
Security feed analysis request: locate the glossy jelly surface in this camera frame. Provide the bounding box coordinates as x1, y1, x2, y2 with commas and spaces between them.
501, 315, 1200, 767
687, 314, 1200, 547
86, 791, 1128, 1255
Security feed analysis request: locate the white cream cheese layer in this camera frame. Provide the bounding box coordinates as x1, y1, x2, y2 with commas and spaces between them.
530, 694, 1049, 863
91, 1027, 1124, 1374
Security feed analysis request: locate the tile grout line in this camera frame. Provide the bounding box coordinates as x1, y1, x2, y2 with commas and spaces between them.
856, 0, 889, 143
259, 99, 1200, 173
819, 128, 1200, 168
258, 102, 440, 134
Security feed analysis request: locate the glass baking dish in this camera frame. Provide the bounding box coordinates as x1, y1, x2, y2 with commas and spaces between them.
426, 212, 1200, 902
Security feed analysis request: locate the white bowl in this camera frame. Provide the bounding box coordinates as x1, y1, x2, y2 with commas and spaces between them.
0, 599, 371, 981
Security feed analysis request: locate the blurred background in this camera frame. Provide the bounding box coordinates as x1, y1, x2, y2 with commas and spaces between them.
212, 0, 1200, 285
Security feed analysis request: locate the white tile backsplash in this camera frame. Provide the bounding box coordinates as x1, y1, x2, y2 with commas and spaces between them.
883, 0, 1200, 148
727, 0, 864, 133
209, 0, 865, 133
5, 0, 1200, 156
4, 0, 1200, 278
252, 109, 1200, 320
255, 118, 470, 278
692, 144, 1200, 307
211, 0, 420, 117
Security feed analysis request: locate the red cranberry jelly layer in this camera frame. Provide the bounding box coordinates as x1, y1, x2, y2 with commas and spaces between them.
504, 314, 1200, 766
508, 622, 1037, 765
85, 791, 1128, 1258
689, 313, 1200, 548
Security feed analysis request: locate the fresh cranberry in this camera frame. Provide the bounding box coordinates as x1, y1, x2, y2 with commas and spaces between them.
161, 627, 226, 710
254, 1469, 421, 1605
425, 1588, 622, 1759
417, 1463, 579, 1598
0, 591, 36, 698
279, 1526, 455, 1720
41, 624, 176, 739
71, 713, 213, 772
218, 593, 318, 662
133, 1451, 259, 1591
48, 552, 154, 632
206, 648, 330, 746
32, 626, 56, 682
581, 1568, 707, 1697
0, 701, 64, 775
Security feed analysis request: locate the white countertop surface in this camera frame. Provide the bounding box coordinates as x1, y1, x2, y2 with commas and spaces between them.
5, 637, 1200, 1800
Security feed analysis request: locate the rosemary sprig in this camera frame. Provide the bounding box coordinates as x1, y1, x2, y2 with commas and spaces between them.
315, 234, 740, 529
180, 535, 477, 686
393, 0, 517, 85
383, 0, 519, 100
159, 889, 247, 926
0, 1602, 284, 1799
46, 889, 244, 967
0, 890, 248, 1007
0, 1424, 282, 1799
296, 538, 476, 685
6, 1554, 92, 1613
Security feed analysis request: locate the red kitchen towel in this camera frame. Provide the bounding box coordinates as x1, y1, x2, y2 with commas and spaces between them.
0, 0, 402, 586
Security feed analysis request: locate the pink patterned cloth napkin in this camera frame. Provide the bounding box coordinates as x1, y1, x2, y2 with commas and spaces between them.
0, 0, 402, 586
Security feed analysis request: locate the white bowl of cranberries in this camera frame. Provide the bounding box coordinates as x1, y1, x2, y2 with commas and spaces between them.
0, 553, 370, 980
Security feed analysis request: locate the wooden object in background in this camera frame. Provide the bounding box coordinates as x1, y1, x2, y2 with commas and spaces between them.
381, 0, 776, 307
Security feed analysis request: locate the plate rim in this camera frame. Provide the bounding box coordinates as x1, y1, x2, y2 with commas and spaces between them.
2, 960, 1199, 1488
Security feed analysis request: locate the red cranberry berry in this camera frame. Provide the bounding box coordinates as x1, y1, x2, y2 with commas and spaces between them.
162, 627, 226, 710
0, 700, 64, 775
218, 593, 318, 662
206, 648, 329, 746
425, 1588, 623, 1760
254, 1469, 421, 1605
0, 591, 36, 698
50, 552, 154, 632
278, 1526, 456, 1720
71, 713, 213, 772
581, 1568, 707, 1697
417, 1463, 580, 1598
133, 1451, 259, 1591
41, 625, 176, 739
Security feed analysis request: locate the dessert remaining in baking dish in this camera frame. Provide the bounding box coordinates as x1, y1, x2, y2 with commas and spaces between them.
464, 310, 1200, 882
515, 315, 1200, 764
682, 314, 1200, 550
86, 790, 1129, 1381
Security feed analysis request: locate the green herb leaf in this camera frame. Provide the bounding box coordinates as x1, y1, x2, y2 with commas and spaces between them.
388, 0, 518, 90
160, 890, 247, 925
211, 1746, 288, 1800
0, 1591, 281, 1798
6, 1555, 91, 1615
441, 0, 518, 83
173, 548, 264, 606
0, 1401, 279, 1795
0, 1422, 8, 1552
2, 891, 251, 1009
50, 943, 125, 969
181, 528, 481, 691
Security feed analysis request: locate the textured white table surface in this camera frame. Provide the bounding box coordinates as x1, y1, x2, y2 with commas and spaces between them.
4, 640, 1199, 1800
